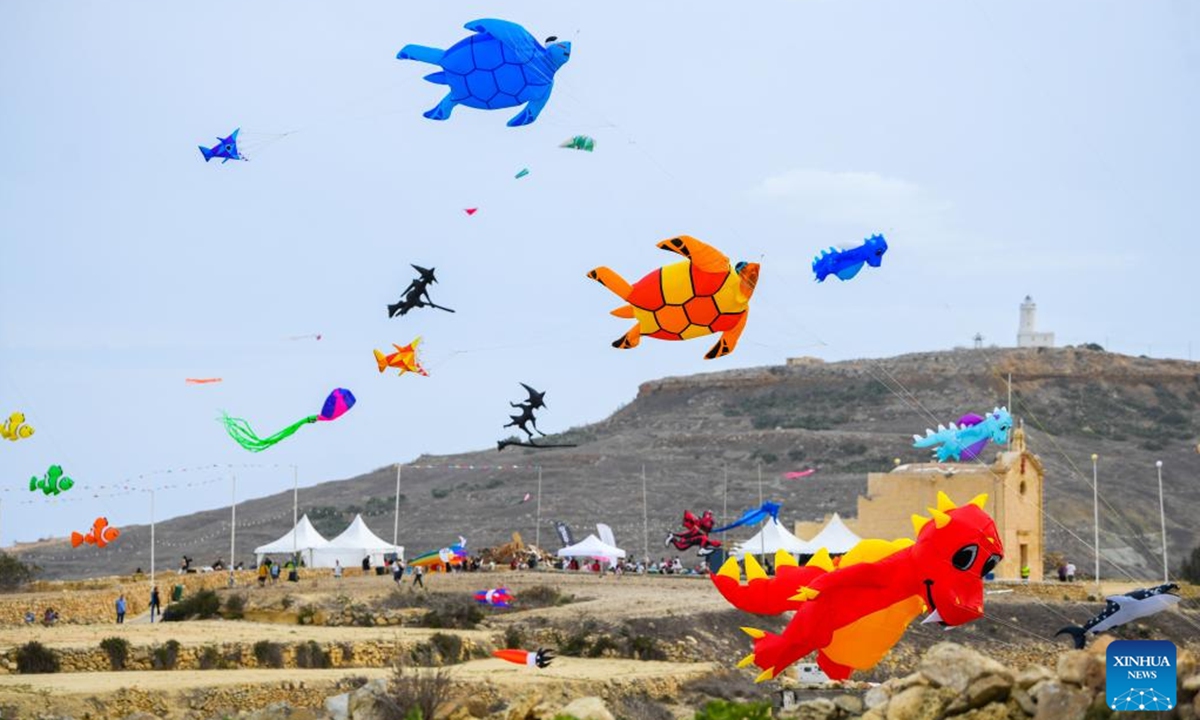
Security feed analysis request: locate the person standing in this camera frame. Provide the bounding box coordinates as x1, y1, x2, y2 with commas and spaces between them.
1066, 562, 1076, 582
115, 594, 126, 624
149, 586, 161, 623
412, 564, 425, 589
333, 560, 343, 580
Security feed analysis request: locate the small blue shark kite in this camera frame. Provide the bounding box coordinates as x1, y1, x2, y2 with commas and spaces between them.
199, 128, 246, 164
812, 234, 888, 282
913, 407, 1012, 462
397, 19, 571, 127
712, 501, 782, 533
1056, 583, 1180, 648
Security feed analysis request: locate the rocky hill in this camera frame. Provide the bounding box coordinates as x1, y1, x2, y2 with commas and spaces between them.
16, 347, 1200, 580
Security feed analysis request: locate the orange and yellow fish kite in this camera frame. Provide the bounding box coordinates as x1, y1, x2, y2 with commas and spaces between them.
374, 337, 428, 377
1, 412, 34, 442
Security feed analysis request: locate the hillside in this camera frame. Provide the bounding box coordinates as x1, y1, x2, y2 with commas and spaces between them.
17, 347, 1200, 581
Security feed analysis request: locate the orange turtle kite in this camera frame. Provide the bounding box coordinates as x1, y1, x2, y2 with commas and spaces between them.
374, 337, 428, 377
587, 236, 759, 359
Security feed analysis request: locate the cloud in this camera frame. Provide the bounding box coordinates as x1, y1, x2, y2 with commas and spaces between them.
750, 169, 952, 230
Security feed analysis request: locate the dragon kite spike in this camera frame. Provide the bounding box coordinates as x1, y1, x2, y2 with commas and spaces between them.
744, 552, 768, 581
806, 547, 834, 571
911, 514, 931, 536
716, 556, 741, 581
935, 491, 957, 512
775, 549, 799, 569
968, 493, 989, 510
926, 508, 952, 529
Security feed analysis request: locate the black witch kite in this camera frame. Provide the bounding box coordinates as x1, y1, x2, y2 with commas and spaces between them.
388, 265, 456, 318
497, 383, 576, 451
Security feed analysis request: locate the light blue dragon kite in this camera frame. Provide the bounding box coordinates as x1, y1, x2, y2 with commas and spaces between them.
912, 407, 1012, 462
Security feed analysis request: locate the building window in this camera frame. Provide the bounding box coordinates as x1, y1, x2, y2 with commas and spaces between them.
1019, 480, 1027, 496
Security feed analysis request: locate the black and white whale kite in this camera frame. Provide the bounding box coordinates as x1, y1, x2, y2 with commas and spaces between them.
1056, 583, 1181, 648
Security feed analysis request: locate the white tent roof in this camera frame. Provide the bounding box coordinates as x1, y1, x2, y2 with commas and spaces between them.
556, 534, 626, 559
733, 518, 816, 558
324, 514, 399, 553
253, 514, 331, 556
806, 513, 862, 554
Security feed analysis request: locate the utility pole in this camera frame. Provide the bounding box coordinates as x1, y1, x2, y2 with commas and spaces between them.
535, 466, 542, 549
292, 465, 298, 560
229, 471, 237, 587
641, 465, 648, 562
1091, 454, 1100, 592
393, 464, 402, 547
150, 489, 156, 585
1156, 461, 1168, 584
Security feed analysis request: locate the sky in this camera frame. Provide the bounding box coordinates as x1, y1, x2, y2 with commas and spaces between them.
1, 1, 1197, 547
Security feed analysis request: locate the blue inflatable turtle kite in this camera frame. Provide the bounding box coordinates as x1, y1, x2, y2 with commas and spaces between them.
397, 19, 571, 127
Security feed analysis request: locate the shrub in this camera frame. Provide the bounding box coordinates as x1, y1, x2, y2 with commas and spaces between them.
152, 640, 181, 670
431, 487, 451, 499
587, 635, 620, 658
628, 635, 666, 661
683, 669, 760, 701
1181, 544, 1200, 584
420, 596, 483, 629
503, 625, 525, 649
162, 589, 221, 621
294, 640, 331, 669
253, 641, 284, 668
297, 604, 318, 625
99, 636, 130, 670
694, 699, 772, 720
198, 645, 225, 670
520, 585, 572, 608
15, 641, 59, 674
280, 595, 295, 610
222, 594, 246, 619
0, 553, 39, 592
386, 663, 454, 720
429, 633, 463, 664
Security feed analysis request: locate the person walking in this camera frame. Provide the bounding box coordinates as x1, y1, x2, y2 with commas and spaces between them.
1066, 562, 1076, 582
333, 560, 343, 580
149, 586, 161, 623
412, 564, 425, 589
115, 594, 126, 624
392, 559, 404, 585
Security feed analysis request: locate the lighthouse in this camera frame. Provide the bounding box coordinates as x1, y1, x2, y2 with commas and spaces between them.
1017, 295, 1055, 348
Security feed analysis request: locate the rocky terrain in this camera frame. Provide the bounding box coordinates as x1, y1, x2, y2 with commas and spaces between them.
15, 347, 1200, 582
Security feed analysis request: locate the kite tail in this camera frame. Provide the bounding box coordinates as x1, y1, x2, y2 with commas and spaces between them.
1055, 626, 1087, 649
70, 532, 86, 548
199, 146, 213, 162
220, 413, 318, 452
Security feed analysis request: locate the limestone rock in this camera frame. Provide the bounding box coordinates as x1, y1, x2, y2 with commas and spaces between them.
886, 686, 944, 720
347, 678, 390, 720
246, 703, 320, 720
785, 697, 838, 720
324, 692, 350, 720
1032, 680, 1091, 720
864, 685, 891, 710
505, 694, 543, 720
1011, 687, 1036, 716
557, 696, 615, 720
918, 642, 1012, 694
1055, 650, 1104, 691
1015, 666, 1053, 690
833, 694, 864, 715
955, 673, 1012, 713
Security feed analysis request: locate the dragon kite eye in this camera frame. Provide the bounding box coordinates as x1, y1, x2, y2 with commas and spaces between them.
952, 544, 979, 571
980, 553, 1001, 577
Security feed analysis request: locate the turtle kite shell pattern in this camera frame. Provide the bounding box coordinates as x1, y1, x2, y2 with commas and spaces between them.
437, 33, 552, 110
628, 262, 746, 341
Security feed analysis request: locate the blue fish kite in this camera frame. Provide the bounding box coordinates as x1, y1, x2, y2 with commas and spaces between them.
199, 128, 245, 164
913, 407, 1012, 462
397, 19, 571, 127
712, 501, 782, 533
812, 234, 888, 282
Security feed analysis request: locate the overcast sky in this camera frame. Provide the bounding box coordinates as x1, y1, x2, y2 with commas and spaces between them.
1, 1, 1196, 546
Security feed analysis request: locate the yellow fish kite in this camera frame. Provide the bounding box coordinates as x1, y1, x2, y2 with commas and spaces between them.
1, 412, 34, 442
374, 338, 428, 377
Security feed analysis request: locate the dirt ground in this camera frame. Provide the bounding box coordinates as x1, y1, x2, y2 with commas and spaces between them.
0, 570, 1195, 718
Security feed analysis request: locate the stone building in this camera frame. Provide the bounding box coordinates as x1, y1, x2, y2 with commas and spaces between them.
795, 427, 1044, 581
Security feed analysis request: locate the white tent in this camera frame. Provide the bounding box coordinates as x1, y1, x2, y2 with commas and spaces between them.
254, 514, 331, 567
806, 513, 862, 555
313, 514, 403, 569
556, 534, 626, 560
733, 518, 817, 559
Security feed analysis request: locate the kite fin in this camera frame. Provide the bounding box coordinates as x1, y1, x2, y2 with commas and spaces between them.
1055, 626, 1087, 649
423, 71, 449, 85
397, 44, 445, 65
705, 312, 747, 360
656, 235, 730, 273
587, 266, 633, 300
424, 94, 457, 121
610, 305, 635, 319
199, 146, 213, 162
612, 325, 641, 350
835, 262, 865, 281
373, 349, 388, 373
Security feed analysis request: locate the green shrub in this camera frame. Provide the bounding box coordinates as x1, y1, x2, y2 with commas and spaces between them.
503, 625, 525, 649
429, 633, 463, 664
1181, 544, 1200, 584
15, 641, 59, 674
520, 585, 572, 608
388, 663, 454, 720
0, 553, 39, 592
162, 589, 221, 621
222, 594, 246, 619
99, 636, 130, 670
628, 635, 666, 661
694, 699, 772, 720
198, 645, 225, 670
297, 604, 318, 625
294, 640, 331, 669
340, 643, 355, 663
587, 635, 620, 658
253, 640, 284, 668
152, 640, 181, 670
420, 596, 483, 629
431, 487, 451, 499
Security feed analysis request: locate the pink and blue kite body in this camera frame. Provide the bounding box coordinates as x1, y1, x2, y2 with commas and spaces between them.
199, 128, 245, 163
812, 234, 888, 282
474, 588, 514, 607
220, 388, 356, 452
397, 19, 571, 127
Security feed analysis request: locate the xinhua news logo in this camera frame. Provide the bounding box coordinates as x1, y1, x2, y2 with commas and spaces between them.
1106, 640, 1176, 712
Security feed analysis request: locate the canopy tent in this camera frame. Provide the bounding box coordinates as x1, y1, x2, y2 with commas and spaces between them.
312, 514, 403, 569
733, 518, 816, 559
806, 513, 862, 555
556, 534, 626, 561
253, 514, 331, 566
